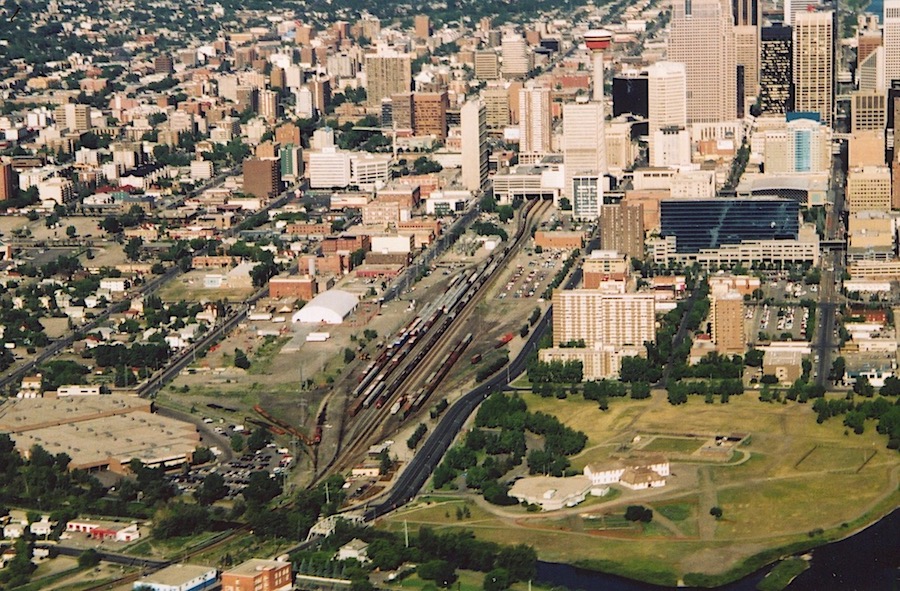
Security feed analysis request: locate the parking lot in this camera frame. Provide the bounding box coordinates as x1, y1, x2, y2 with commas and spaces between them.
498, 249, 565, 301
750, 303, 812, 342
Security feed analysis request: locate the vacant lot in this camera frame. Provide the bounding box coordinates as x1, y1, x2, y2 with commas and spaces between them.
381, 390, 900, 585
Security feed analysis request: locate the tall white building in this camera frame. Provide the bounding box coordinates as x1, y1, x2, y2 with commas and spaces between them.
667, 0, 736, 124
563, 101, 605, 198
501, 34, 531, 78
885, 0, 900, 85
793, 11, 834, 126
518, 85, 552, 164
646, 62, 688, 165
461, 100, 489, 192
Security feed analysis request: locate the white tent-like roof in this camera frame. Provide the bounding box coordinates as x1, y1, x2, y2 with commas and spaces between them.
291, 290, 358, 325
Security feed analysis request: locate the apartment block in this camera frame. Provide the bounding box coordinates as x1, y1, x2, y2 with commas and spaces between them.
552, 290, 656, 349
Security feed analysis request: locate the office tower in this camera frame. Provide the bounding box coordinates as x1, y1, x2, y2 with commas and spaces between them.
414, 15, 431, 39
732, 0, 760, 107
483, 87, 511, 129
275, 123, 302, 147
858, 47, 886, 93
461, 100, 488, 191
243, 158, 281, 200
646, 62, 687, 163
563, 101, 604, 198
710, 291, 745, 354
474, 51, 501, 80
258, 89, 279, 122
413, 91, 449, 139
764, 115, 832, 173
846, 166, 892, 212
154, 54, 174, 74
660, 198, 800, 254
859, 29, 882, 67
552, 291, 656, 348
668, 0, 736, 124
793, 11, 834, 126
501, 34, 531, 78
852, 91, 887, 131
518, 85, 552, 164
54, 103, 91, 132
885, 0, 900, 85
612, 72, 649, 117
600, 203, 644, 260
572, 175, 602, 220
785, 0, 822, 25
365, 51, 412, 107
380, 98, 393, 127
760, 25, 794, 114
0, 162, 17, 201
391, 92, 414, 130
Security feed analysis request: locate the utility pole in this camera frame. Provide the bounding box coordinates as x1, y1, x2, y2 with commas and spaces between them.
404, 520, 409, 548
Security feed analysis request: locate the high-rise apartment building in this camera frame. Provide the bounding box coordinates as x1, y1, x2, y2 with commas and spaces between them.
243, 158, 281, 200
668, 0, 736, 124
414, 15, 432, 39
552, 291, 656, 349
461, 100, 488, 191
793, 11, 834, 126
710, 291, 745, 355
258, 89, 279, 122
572, 175, 602, 220
518, 85, 552, 164
54, 103, 91, 132
600, 203, 645, 260
0, 162, 17, 201
154, 54, 174, 74
391, 92, 414, 131
760, 25, 794, 114
501, 34, 531, 78
365, 51, 412, 107
563, 101, 604, 198
885, 0, 900, 85
483, 87, 511, 129
413, 91, 449, 139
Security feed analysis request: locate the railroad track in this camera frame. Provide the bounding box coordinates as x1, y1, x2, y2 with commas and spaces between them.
323, 199, 551, 478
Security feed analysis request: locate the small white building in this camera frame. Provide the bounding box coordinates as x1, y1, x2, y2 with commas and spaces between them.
133, 563, 217, 591
292, 290, 358, 325
99, 278, 128, 293
337, 538, 370, 563
56, 385, 101, 397
508, 475, 607, 511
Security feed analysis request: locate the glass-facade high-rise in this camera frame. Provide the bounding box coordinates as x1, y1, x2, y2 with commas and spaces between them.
660, 198, 800, 253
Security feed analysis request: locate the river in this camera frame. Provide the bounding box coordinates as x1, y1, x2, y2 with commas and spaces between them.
534, 509, 899, 590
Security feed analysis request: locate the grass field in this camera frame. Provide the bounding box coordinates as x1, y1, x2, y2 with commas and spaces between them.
381, 389, 900, 585
641, 436, 703, 454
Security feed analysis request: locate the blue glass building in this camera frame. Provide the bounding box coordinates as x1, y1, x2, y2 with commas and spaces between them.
660, 198, 800, 253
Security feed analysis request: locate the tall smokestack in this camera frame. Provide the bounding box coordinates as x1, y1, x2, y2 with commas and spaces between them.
584, 29, 612, 103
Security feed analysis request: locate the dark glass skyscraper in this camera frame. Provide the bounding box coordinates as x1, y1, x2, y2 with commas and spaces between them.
612, 74, 649, 118
660, 198, 800, 253
760, 25, 794, 114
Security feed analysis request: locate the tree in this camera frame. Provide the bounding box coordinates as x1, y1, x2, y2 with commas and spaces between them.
558, 197, 572, 211
830, 356, 846, 384
230, 434, 245, 452
624, 505, 653, 523
77, 548, 101, 568
124, 237, 143, 261
483, 568, 510, 591
495, 544, 536, 582
710, 506, 723, 520
234, 349, 251, 370
246, 427, 272, 452
497, 204, 514, 223
854, 374, 875, 398
196, 472, 228, 505
65, 225, 76, 237
417, 560, 457, 588
243, 471, 280, 505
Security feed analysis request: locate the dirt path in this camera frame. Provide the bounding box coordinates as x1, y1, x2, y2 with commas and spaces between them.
697, 467, 718, 541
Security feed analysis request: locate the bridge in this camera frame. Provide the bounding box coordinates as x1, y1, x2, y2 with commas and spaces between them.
305, 513, 367, 542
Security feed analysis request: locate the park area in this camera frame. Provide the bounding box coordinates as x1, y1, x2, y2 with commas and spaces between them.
379, 390, 900, 586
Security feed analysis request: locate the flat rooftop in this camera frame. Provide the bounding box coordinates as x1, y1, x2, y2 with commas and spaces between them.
0, 395, 150, 433
136, 564, 216, 587
226, 559, 290, 576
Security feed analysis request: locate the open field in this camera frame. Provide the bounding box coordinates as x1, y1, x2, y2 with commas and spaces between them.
380, 390, 900, 585
641, 436, 703, 455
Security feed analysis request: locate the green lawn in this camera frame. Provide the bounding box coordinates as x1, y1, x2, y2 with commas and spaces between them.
756, 557, 810, 591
